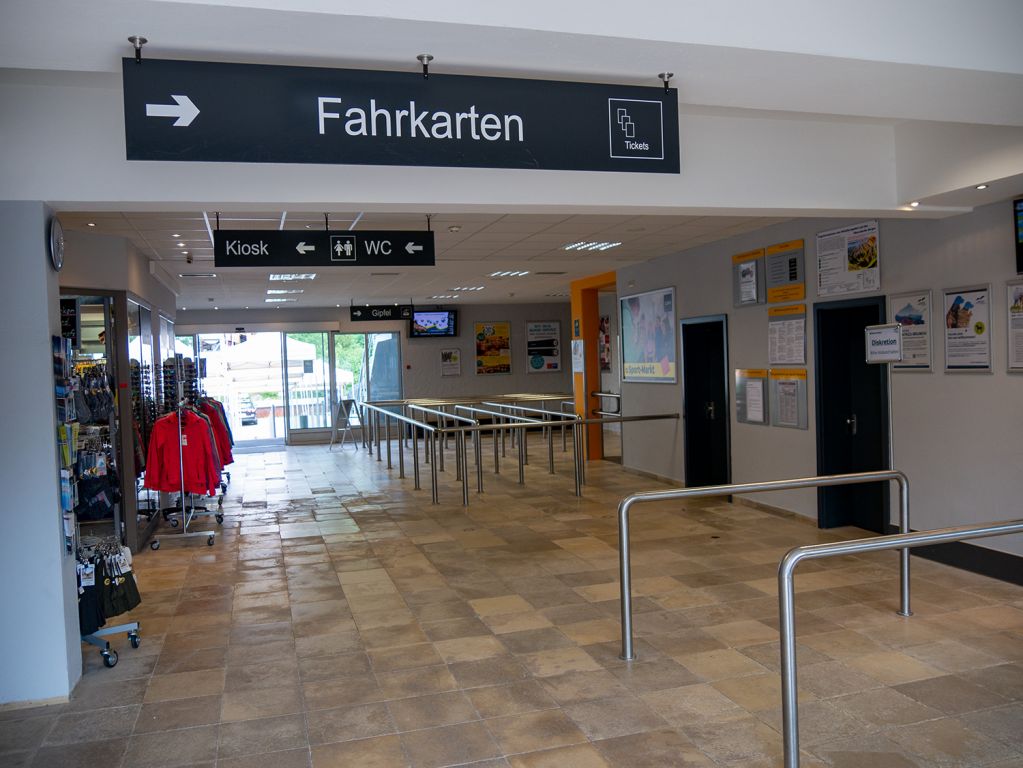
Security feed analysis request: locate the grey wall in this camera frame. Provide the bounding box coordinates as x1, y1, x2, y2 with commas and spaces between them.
618, 201, 1023, 556
0, 202, 80, 704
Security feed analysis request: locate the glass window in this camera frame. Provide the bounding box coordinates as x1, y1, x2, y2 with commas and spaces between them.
285, 332, 330, 430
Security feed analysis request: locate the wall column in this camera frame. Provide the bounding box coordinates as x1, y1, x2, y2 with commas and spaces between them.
570, 271, 616, 460
0, 202, 81, 705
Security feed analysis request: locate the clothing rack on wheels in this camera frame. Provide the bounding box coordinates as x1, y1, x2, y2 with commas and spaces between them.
77, 535, 142, 669
146, 361, 231, 548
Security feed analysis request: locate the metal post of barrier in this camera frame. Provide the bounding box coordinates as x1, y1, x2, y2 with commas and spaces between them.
375, 411, 382, 462
517, 427, 526, 484
385, 414, 393, 469
617, 470, 911, 661
475, 426, 484, 493
459, 431, 470, 506
778, 518, 1023, 768
571, 421, 581, 497
547, 415, 555, 474
493, 423, 500, 474
397, 416, 405, 479
412, 421, 420, 489
439, 411, 446, 473
429, 432, 439, 504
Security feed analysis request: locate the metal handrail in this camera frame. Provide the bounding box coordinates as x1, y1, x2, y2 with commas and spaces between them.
577, 412, 680, 426
360, 402, 437, 494
591, 391, 621, 399
617, 469, 911, 660
779, 517, 1023, 768
481, 402, 579, 421
454, 404, 543, 423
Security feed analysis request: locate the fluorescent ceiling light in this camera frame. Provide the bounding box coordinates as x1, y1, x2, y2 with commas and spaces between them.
87, 222, 96, 227
563, 241, 622, 251
909, 201, 920, 208
178, 272, 218, 278
176, 242, 185, 247
975, 184, 988, 190
451, 286, 484, 291
266, 288, 304, 294
429, 295, 459, 299
265, 298, 298, 303
269, 273, 316, 281
489, 270, 530, 277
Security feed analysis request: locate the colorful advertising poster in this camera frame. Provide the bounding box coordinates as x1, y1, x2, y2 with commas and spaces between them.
620, 287, 676, 383
1007, 281, 1023, 372
943, 286, 991, 371
598, 315, 612, 371
474, 321, 511, 375
890, 290, 932, 370
441, 348, 461, 377
732, 248, 764, 306
816, 220, 880, 296
768, 304, 806, 365
526, 321, 561, 373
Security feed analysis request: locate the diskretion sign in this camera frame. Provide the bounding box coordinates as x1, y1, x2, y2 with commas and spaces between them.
864, 323, 903, 363
123, 59, 680, 174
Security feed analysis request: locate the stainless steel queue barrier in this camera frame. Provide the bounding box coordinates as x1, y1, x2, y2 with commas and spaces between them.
779, 517, 1023, 768
591, 391, 621, 414
482, 402, 578, 475
455, 406, 542, 488
407, 405, 481, 497
359, 403, 438, 500
575, 412, 680, 484
617, 469, 911, 661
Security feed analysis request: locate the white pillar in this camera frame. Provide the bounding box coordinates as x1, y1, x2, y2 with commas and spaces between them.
0, 201, 81, 705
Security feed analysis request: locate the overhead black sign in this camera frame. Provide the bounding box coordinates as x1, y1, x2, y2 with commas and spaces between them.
214, 230, 434, 267
350, 305, 413, 322
123, 58, 679, 174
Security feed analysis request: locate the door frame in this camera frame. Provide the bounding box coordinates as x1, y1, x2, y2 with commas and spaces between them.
679, 313, 731, 487
812, 295, 890, 528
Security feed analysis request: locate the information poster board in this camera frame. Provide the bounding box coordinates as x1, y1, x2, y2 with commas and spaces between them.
475, 321, 511, 375
943, 286, 991, 372
732, 248, 765, 307
60, 298, 79, 348
1007, 281, 1023, 372
735, 369, 768, 425
620, 287, 677, 383
441, 348, 461, 377
571, 339, 585, 373
769, 368, 808, 429
864, 323, 903, 363
768, 304, 806, 365
525, 321, 561, 373
889, 290, 932, 371
765, 239, 805, 303
816, 220, 880, 296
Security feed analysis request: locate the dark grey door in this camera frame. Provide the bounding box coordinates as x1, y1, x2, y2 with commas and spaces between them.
681, 316, 731, 487
813, 297, 889, 532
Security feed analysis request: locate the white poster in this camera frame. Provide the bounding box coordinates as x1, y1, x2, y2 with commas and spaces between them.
890, 290, 932, 370
776, 380, 799, 426
738, 261, 758, 303
746, 379, 765, 423
1007, 282, 1023, 372
817, 220, 880, 296
571, 339, 585, 373
440, 348, 461, 377
768, 305, 806, 365
525, 321, 561, 373
943, 286, 991, 371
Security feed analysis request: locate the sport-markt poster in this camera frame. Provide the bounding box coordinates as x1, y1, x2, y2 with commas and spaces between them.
816, 221, 880, 296
440, 348, 461, 377
890, 290, 932, 370
1007, 282, 1023, 372
525, 321, 561, 373
475, 321, 511, 375
620, 287, 676, 383
943, 286, 991, 371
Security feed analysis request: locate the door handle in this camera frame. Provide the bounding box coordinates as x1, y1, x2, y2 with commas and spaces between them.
705, 401, 716, 420
846, 414, 858, 435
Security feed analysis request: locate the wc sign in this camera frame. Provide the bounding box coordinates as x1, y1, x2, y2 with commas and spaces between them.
864, 323, 903, 363
609, 99, 665, 160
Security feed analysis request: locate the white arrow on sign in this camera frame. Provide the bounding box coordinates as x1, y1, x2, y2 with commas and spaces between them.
405, 242, 424, 255
296, 242, 315, 255
352, 309, 363, 317
145, 95, 200, 127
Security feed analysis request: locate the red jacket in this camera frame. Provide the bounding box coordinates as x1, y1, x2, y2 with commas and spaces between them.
143, 411, 220, 495
199, 401, 233, 467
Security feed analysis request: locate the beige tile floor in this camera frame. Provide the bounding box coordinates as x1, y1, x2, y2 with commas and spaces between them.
3, 436, 1022, 767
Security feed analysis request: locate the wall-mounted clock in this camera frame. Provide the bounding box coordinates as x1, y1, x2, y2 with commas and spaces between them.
48, 217, 65, 272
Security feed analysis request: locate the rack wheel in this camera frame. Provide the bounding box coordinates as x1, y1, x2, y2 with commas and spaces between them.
221, 482, 227, 493
150, 540, 160, 550
102, 649, 118, 668
169, 518, 179, 528
207, 535, 215, 546
215, 513, 224, 524
129, 632, 141, 649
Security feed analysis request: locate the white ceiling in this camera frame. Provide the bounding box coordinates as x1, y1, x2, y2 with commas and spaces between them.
58, 211, 789, 308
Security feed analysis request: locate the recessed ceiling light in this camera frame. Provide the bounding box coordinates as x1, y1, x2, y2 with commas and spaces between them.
244, 306, 249, 309
269, 273, 316, 281
177, 272, 217, 278
266, 288, 304, 294
181, 307, 187, 310
177, 242, 185, 247
181, 251, 189, 255
975, 184, 988, 190
451, 286, 484, 291
429, 295, 459, 299
909, 201, 920, 208
214, 307, 219, 310
563, 241, 622, 251
87, 222, 96, 227
265, 297, 298, 303
447, 225, 462, 233
336, 304, 340, 308
546, 292, 570, 297
489, 270, 530, 278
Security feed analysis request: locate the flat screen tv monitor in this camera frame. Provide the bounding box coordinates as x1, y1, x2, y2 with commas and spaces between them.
410, 310, 457, 338
1015, 197, 1023, 274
